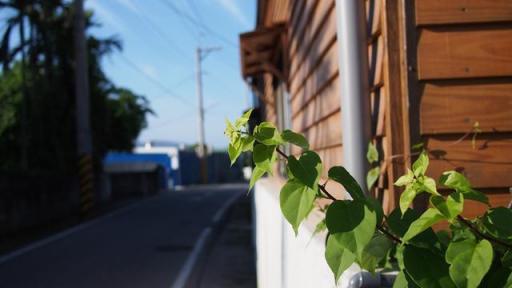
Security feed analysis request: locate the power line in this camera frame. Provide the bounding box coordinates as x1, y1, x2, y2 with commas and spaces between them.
128, 3, 193, 61
117, 53, 192, 106
159, 0, 239, 49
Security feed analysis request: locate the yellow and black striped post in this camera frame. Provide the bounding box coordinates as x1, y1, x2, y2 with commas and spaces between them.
78, 154, 95, 216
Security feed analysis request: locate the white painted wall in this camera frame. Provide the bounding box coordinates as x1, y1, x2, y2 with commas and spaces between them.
254, 178, 361, 288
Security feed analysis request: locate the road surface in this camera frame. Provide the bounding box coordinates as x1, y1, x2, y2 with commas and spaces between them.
0, 184, 245, 288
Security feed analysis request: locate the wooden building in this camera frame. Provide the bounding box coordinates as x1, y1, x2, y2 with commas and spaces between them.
240, 1, 512, 286
240, 0, 512, 214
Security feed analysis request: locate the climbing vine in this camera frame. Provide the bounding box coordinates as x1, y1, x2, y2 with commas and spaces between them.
225, 110, 512, 287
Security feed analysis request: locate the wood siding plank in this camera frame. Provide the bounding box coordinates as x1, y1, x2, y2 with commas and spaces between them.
303, 112, 342, 151
421, 80, 512, 134
418, 27, 512, 80
289, 1, 336, 84
291, 73, 340, 130
290, 42, 339, 102
416, 0, 512, 26
426, 135, 512, 188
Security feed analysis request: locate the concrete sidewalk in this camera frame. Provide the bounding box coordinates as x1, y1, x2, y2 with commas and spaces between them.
198, 195, 257, 288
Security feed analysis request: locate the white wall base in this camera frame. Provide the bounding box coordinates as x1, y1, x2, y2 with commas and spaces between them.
254, 178, 361, 288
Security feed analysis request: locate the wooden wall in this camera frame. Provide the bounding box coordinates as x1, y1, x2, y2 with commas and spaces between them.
287, 0, 342, 174
404, 0, 512, 214
253, 0, 512, 213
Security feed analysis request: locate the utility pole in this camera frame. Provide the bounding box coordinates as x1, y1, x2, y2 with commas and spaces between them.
196, 47, 221, 184
74, 0, 94, 215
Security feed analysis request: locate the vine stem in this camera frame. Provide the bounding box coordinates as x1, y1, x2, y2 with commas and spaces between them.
378, 225, 403, 244
275, 147, 403, 244
275, 147, 337, 201
457, 215, 512, 249
273, 140, 510, 248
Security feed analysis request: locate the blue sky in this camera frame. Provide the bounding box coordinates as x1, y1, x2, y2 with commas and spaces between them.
85, 0, 256, 149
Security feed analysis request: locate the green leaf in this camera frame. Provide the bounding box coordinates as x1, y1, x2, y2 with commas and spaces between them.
228, 141, 242, 165
249, 166, 266, 190
388, 208, 418, 237
253, 122, 283, 145
326, 200, 376, 257
430, 192, 464, 220
412, 151, 429, 177
241, 136, 255, 152
281, 129, 309, 150
224, 119, 237, 142
234, 109, 252, 128
395, 169, 415, 187
393, 271, 410, 288
411, 142, 424, 151
403, 208, 446, 241
420, 176, 439, 195
388, 208, 438, 248
366, 167, 380, 190
312, 218, 327, 238
359, 233, 393, 273
481, 267, 512, 288
366, 197, 384, 225
436, 230, 451, 248
450, 222, 476, 242
287, 151, 322, 190
367, 142, 379, 164
325, 235, 356, 283
280, 179, 317, 235
403, 245, 456, 288
446, 239, 493, 288
482, 207, 512, 240
503, 251, 512, 268
400, 184, 417, 214
253, 143, 276, 173
439, 171, 489, 205
328, 166, 365, 201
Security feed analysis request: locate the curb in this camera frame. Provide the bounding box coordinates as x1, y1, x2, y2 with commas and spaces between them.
171, 192, 243, 288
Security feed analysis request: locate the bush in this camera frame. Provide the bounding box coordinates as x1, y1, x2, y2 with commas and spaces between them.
225, 110, 512, 288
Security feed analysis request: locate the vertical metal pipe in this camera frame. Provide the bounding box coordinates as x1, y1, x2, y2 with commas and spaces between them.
334, 0, 371, 192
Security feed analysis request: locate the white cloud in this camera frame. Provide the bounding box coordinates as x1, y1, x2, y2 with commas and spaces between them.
216, 0, 251, 28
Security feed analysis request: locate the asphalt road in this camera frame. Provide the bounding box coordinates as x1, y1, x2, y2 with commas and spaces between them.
0, 184, 245, 288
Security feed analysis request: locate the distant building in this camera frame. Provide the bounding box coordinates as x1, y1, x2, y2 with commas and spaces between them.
134, 140, 183, 186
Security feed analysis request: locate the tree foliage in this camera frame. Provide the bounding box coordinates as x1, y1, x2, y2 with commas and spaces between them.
226, 110, 512, 287
0, 1, 152, 172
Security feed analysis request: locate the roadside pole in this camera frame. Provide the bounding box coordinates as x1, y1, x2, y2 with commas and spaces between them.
74, 0, 94, 215
195, 47, 221, 184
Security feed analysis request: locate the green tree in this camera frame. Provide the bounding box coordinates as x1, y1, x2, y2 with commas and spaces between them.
0, 0, 152, 172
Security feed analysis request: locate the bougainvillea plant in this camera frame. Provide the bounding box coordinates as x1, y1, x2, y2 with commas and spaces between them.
225, 110, 512, 288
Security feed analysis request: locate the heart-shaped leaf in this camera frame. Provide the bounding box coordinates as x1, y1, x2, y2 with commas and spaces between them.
446, 239, 493, 288
403, 208, 446, 241
280, 179, 317, 235
281, 129, 309, 150
403, 245, 456, 288
430, 192, 464, 220
325, 235, 356, 283
288, 151, 322, 190
326, 200, 376, 257
328, 166, 365, 201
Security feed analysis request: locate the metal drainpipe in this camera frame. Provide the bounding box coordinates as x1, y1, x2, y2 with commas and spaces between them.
334, 0, 371, 193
